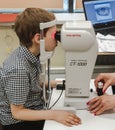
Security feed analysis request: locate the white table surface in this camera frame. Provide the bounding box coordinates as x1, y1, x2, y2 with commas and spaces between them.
43, 80, 115, 130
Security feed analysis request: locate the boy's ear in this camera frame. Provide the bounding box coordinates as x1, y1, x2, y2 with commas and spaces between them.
33, 33, 40, 43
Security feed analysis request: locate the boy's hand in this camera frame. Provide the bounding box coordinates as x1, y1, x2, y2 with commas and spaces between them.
52, 110, 81, 127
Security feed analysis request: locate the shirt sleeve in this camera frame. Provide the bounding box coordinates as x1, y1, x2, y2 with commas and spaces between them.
5, 68, 30, 105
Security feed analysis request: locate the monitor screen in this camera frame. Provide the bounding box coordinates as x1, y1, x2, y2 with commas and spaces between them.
83, 0, 115, 25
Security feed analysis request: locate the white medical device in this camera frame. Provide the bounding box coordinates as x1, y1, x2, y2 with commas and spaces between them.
40, 20, 98, 110
55, 21, 98, 109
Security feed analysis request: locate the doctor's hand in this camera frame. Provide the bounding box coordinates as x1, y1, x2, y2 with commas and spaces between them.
87, 95, 115, 115
94, 73, 115, 93
52, 110, 81, 127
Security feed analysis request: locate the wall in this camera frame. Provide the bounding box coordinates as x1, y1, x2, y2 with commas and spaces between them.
76, 0, 83, 9
0, 0, 63, 8
0, 26, 19, 66
0, 0, 83, 9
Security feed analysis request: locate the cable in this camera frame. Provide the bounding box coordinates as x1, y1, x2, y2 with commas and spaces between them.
48, 80, 65, 109
48, 89, 64, 110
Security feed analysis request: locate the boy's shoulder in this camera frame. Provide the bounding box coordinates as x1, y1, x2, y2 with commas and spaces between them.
3, 47, 26, 70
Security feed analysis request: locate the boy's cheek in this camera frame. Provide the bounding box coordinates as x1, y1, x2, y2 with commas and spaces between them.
51, 31, 56, 39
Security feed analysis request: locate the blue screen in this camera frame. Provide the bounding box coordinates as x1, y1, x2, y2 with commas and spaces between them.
84, 0, 115, 25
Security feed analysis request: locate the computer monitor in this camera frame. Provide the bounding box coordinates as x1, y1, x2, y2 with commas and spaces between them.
83, 0, 115, 34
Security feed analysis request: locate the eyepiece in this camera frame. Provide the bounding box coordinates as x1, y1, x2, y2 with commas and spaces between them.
55, 31, 61, 42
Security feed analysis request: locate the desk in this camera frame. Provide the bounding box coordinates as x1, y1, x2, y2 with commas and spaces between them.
43, 80, 115, 130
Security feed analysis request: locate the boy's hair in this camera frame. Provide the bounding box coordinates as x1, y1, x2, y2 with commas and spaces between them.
15, 8, 55, 48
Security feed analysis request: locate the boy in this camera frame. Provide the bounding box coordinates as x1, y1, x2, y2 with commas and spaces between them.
0, 8, 81, 130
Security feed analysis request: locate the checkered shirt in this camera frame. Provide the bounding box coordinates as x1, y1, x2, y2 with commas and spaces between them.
0, 46, 44, 125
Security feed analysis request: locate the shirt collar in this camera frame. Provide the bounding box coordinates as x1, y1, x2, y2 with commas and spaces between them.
20, 46, 39, 64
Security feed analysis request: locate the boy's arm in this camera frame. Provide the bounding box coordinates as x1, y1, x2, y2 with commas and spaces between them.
40, 80, 57, 89
10, 104, 81, 127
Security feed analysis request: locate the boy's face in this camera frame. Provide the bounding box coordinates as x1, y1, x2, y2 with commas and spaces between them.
44, 26, 58, 51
